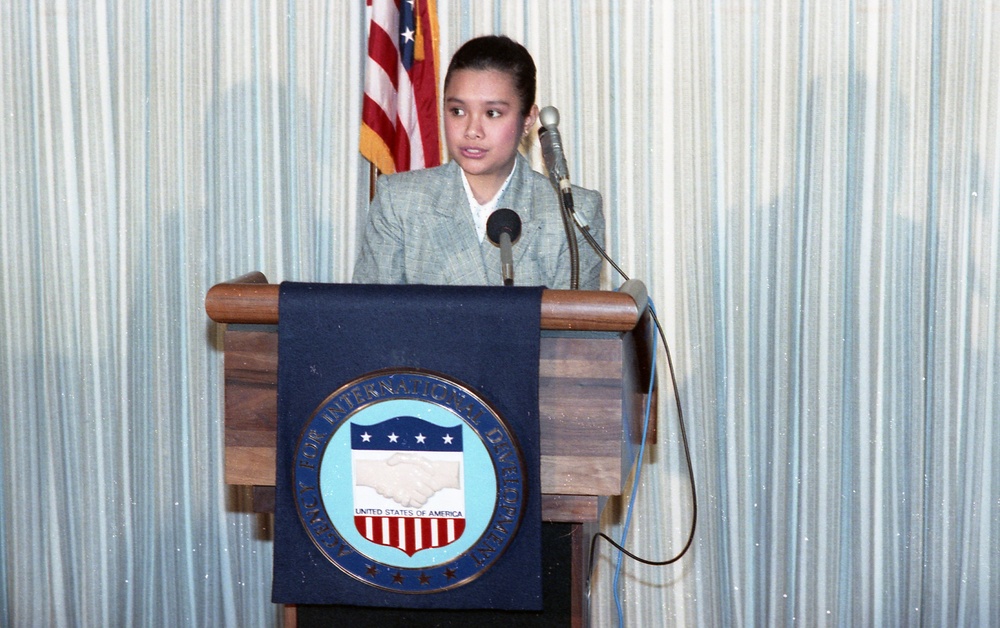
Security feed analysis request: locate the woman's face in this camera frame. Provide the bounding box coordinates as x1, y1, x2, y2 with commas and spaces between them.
443, 68, 538, 199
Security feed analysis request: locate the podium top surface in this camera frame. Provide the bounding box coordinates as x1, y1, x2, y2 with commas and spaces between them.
205, 272, 648, 332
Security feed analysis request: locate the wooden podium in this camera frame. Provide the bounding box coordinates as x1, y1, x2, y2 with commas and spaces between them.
205, 272, 655, 627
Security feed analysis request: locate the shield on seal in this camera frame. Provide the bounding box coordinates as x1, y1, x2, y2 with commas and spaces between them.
351, 417, 466, 556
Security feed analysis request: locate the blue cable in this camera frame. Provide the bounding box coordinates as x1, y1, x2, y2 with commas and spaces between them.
611, 298, 659, 627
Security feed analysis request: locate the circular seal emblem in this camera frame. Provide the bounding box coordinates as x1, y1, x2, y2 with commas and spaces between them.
292, 368, 527, 594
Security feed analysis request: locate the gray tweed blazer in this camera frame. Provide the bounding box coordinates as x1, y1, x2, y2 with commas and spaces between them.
352, 154, 605, 289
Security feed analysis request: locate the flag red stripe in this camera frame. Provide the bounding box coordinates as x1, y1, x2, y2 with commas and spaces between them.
364, 83, 417, 173
362, 94, 396, 145
393, 115, 411, 172
366, 22, 399, 91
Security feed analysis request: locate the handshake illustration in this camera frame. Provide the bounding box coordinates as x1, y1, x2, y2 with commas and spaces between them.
354, 453, 461, 508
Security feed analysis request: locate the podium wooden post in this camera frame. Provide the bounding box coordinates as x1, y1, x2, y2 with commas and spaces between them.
205, 272, 655, 627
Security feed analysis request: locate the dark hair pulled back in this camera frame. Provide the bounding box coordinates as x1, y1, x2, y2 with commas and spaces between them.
444, 35, 536, 117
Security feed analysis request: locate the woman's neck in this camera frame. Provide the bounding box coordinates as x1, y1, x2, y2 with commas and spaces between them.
464, 160, 516, 205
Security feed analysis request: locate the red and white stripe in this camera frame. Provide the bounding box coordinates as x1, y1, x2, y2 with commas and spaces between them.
356, 515, 466, 557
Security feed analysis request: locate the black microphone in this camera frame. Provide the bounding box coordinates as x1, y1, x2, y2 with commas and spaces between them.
486, 208, 522, 286
537, 106, 573, 211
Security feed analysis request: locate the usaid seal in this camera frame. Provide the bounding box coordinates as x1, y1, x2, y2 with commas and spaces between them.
292, 369, 527, 593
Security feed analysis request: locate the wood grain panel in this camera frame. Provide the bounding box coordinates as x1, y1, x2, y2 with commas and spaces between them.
220, 322, 652, 523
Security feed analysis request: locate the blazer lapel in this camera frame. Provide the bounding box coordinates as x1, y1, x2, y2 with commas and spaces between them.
498, 154, 537, 271
426, 162, 491, 285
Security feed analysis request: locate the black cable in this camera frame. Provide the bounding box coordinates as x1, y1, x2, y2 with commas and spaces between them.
574, 222, 629, 282
573, 221, 698, 594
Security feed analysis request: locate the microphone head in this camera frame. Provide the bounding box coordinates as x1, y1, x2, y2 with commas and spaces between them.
539, 106, 560, 129
537, 106, 568, 182
486, 208, 522, 246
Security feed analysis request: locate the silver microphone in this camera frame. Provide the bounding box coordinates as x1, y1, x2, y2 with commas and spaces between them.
537, 106, 571, 194
538, 106, 585, 289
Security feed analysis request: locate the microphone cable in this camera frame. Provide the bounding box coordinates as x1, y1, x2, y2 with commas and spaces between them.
573, 221, 698, 614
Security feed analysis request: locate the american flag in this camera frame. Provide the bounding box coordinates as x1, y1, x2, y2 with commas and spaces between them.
360, 0, 442, 174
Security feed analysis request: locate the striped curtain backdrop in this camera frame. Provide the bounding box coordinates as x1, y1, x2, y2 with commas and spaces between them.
1, 1, 998, 626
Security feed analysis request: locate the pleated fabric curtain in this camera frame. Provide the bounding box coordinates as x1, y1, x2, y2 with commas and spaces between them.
1, 1, 998, 626
0, 3, 364, 625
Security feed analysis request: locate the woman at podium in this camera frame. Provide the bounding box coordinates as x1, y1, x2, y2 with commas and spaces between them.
353, 35, 605, 290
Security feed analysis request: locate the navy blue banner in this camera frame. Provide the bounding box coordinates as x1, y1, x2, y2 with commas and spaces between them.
272, 283, 543, 610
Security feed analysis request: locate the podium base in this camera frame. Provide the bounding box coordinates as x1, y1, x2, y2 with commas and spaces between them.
294, 522, 577, 627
